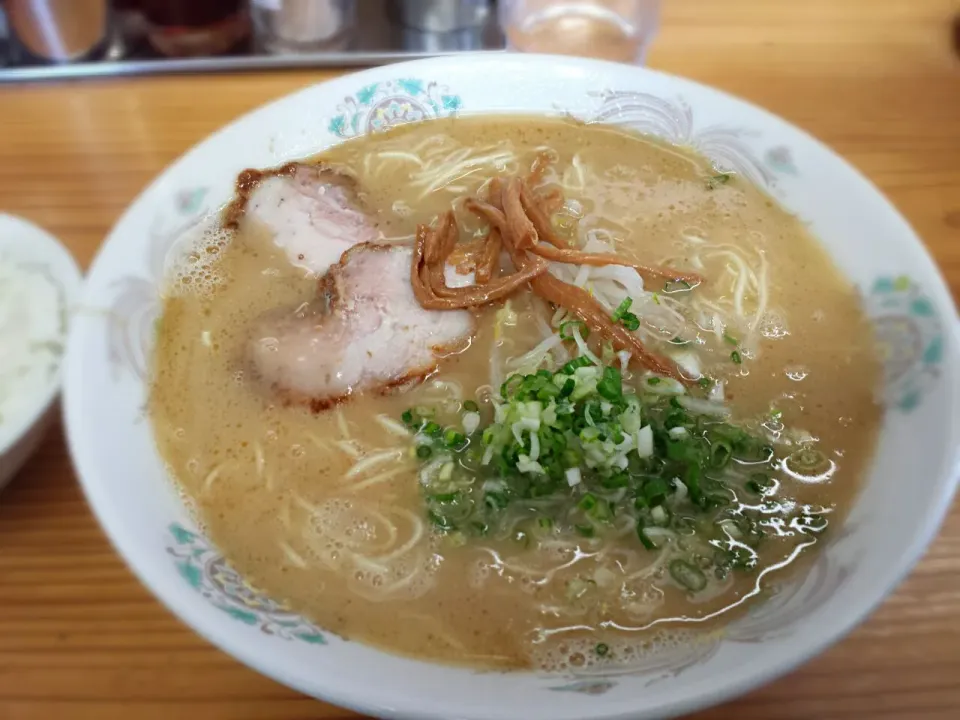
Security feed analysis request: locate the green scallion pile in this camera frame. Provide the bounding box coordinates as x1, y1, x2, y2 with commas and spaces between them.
401, 354, 827, 589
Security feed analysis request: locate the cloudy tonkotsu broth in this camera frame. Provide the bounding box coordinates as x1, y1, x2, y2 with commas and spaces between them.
150, 116, 881, 670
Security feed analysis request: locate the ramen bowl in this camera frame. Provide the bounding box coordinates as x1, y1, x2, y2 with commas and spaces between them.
64, 55, 960, 720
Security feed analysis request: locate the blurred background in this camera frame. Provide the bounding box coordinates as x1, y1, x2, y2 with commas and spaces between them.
0, 0, 668, 80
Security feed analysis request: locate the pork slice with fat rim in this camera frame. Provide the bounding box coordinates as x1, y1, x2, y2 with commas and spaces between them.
249, 243, 475, 411
225, 161, 380, 276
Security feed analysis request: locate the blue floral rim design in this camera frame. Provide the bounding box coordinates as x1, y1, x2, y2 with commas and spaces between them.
166, 523, 326, 645
328, 78, 461, 139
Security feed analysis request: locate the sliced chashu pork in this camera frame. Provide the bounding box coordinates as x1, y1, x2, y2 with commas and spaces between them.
250, 243, 475, 411
226, 161, 379, 276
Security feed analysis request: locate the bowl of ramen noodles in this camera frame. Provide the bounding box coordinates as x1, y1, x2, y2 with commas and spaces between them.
64, 55, 960, 719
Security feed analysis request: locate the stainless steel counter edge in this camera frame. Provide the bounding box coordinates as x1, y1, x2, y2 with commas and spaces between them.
0, 49, 506, 84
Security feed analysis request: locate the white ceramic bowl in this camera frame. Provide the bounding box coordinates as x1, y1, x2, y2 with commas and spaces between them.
0, 214, 81, 492
64, 55, 960, 719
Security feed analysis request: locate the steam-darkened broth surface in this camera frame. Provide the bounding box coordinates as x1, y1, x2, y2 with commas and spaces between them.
150, 116, 881, 670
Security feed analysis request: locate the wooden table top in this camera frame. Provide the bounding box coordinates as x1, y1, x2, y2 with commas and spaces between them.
1, 1, 958, 718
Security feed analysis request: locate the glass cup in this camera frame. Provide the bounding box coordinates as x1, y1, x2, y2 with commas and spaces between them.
498, 0, 660, 65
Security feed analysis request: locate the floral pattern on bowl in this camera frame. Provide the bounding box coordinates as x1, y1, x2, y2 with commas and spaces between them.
329, 78, 461, 139
584, 90, 780, 190
107, 188, 211, 381
167, 524, 325, 644
867, 275, 944, 411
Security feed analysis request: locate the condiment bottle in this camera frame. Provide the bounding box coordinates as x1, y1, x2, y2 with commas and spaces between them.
140, 0, 250, 57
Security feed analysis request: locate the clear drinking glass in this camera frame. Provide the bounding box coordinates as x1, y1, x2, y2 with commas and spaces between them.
498, 0, 661, 65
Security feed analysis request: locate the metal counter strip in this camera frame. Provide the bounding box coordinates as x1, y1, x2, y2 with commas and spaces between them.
0, 49, 506, 84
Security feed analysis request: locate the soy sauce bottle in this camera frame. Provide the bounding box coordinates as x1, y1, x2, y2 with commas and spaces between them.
139, 0, 250, 57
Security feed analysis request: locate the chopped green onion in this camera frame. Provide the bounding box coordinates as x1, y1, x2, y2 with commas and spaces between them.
561, 356, 593, 374
559, 320, 590, 341
652, 293, 661, 305
444, 430, 466, 448
621, 313, 641, 331
731, 350, 742, 365
409, 356, 793, 558
485, 492, 508, 510
611, 298, 641, 331
596, 366, 623, 401
575, 523, 595, 538
669, 559, 707, 591
698, 376, 712, 389
401, 409, 415, 425
500, 374, 523, 398
684, 464, 702, 504
612, 298, 633, 322
600, 473, 629, 489
723, 333, 738, 346
644, 478, 670, 506
595, 643, 609, 657
588, 499, 612, 523
536, 382, 561, 402
636, 519, 657, 550
428, 510, 455, 532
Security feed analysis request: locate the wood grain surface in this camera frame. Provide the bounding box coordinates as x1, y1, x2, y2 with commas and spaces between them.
1, 1, 959, 718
